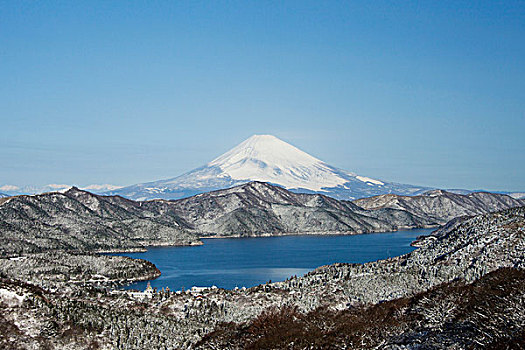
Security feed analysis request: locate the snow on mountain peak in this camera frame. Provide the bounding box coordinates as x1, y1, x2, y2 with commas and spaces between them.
209, 134, 322, 168
108, 134, 431, 201
208, 134, 348, 191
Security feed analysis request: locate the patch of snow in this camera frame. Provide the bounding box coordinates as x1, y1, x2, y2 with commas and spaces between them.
145, 187, 164, 193
90, 274, 109, 281
356, 176, 384, 186
82, 184, 124, 191
424, 190, 447, 197
190, 286, 210, 293
47, 184, 71, 190
0, 185, 19, 192
9, 256, 27, 261
0, 288, 26, 306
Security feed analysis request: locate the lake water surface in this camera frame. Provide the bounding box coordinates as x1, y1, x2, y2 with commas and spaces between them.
114, 228, 433, 291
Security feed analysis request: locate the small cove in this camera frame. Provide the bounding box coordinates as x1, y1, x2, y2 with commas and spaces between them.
113, 228, 434, 291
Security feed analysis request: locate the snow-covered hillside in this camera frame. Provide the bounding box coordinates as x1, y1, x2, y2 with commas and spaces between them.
109, 135, 430, 200
509, 192, 525, 200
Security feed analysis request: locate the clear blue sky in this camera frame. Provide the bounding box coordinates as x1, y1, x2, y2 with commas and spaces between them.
1, 1, 524, 191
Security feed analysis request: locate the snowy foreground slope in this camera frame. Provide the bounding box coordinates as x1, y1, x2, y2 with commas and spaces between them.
1, 207, 524, 349
110, 135, 430, 200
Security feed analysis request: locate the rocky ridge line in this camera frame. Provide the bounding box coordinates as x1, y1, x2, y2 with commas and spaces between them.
1, 182, 523, 257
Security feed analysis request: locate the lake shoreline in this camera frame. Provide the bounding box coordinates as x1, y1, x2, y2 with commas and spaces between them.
113, 228, 435, 292
197, 224, 439, 241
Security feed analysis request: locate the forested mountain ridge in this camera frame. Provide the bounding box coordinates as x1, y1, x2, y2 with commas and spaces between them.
1, 182, 523, 257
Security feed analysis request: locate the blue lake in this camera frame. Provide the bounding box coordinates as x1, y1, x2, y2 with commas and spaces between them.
113, 228, 433, 291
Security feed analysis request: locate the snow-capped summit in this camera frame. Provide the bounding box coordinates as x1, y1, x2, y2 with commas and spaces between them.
109, 134, 430, 201
208, 134, 348, 191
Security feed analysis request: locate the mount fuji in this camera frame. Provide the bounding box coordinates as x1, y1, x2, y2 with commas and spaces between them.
109, 135, 431, 201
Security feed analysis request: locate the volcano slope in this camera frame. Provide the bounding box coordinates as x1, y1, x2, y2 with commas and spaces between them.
109, 134, 431, 201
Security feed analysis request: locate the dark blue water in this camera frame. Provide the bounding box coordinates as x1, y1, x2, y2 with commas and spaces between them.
113, 228, 433, 291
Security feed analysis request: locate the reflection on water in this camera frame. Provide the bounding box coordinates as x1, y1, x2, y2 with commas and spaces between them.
112, 228, 433, 291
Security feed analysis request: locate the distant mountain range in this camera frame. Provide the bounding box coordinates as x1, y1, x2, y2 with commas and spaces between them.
0, 184, 123, 196
108, 135, 432, 201
1, 181, 522, 256
3, 135, 523, 201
